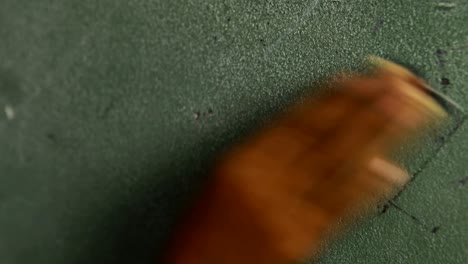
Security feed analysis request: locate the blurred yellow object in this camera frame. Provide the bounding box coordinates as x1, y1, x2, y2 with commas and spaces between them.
163, 57, 447, 264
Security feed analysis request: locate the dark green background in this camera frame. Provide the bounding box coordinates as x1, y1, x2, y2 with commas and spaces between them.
0, 0, 467, 263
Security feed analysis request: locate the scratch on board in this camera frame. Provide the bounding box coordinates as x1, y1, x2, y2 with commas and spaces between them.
388, 201, 440, 234
371, 19, 384, 33
455, 177, 468, 186
390, 114, 466, 202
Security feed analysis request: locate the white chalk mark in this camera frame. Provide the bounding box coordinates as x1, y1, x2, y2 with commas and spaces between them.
426, 86, 465, 113
4, 105, 15, 120
436, 2, 456, 8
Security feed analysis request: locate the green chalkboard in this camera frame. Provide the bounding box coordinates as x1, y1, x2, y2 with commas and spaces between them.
0, 1, 467, 263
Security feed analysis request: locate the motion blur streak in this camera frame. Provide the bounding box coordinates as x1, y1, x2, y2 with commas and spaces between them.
163, 57, 448, 264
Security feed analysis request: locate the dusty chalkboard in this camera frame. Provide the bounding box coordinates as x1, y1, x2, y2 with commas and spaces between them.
0, 0, 467, 263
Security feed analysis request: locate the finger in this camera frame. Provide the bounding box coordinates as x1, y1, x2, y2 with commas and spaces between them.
300, 156, 408, 220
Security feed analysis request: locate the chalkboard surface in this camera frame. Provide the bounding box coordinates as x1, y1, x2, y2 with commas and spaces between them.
0, 1, 467, 263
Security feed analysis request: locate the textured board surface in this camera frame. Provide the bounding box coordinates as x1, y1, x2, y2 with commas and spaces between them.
0, 1, 467, 263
